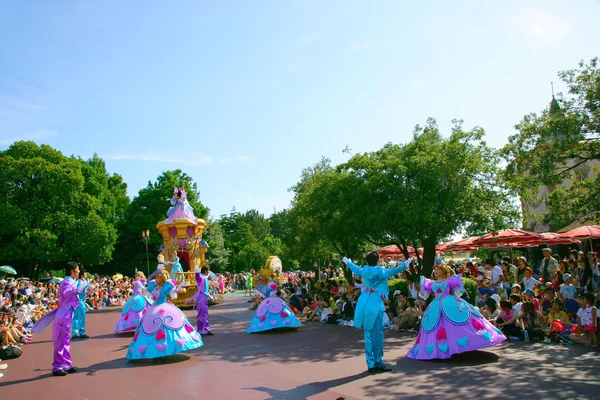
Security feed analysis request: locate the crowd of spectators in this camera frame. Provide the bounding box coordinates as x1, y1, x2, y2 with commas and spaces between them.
243, 250, 599, 351
0, 273, 137, 377
459, 249, 599, 348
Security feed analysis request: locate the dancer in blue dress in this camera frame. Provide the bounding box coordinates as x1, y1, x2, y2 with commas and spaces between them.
71, 267, 90, 339
247, 281, 302, 333
114, 271, 153, 334
126, 271, 203, 360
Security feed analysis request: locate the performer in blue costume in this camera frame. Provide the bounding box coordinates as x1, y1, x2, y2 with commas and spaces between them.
342, 252, 411, 374
71, 267, 90, 339
247, 281, 302, 333
126, 270, 203, 360
170, 255, 183, 281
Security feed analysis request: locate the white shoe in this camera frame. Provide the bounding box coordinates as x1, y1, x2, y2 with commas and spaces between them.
0, 364, 7, 370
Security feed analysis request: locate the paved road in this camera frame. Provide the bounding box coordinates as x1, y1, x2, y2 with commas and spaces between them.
1, 292, 599, 399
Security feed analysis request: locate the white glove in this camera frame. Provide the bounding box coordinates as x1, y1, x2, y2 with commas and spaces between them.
157, 265, 164, 270
342, 257, 350, 265
195, 266, 200, 273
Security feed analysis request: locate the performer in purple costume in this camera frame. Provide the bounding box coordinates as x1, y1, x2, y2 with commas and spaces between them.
32, 262, 87, 376
194, 266, 213, 336
407, 261, 506, 360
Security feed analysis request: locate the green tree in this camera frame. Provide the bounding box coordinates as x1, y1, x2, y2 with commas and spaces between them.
0, 142, 128, 277
502, 57, 600, 228
203, 220, 230, 272
289, 120, 517, 277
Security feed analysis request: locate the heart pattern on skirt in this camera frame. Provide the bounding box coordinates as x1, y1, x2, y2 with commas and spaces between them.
175, 338, 186, 347
155, 330, 166, 341
156, 342, 167, 352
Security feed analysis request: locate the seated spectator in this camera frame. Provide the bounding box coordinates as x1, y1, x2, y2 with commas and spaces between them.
339, 294, 354, 321
541, 288, 556, 316
547, 300, 570, 325
520, 301, 547, 341
480, 297, 501, 325
559, 273, 579, 318
509, 294, 523, 318
391, 298, 421, 330
570, 293, 597, 348
523, 289, 540, 311
497, 300, 523, 339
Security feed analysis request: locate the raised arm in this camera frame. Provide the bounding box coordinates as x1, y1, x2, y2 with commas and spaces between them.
384, 259, 412, 279
342, 257, 363, 277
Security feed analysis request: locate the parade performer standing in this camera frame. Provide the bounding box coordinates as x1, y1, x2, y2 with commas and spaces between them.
184, 266, 214, 336
170, 255, 183, 281
407, 261, 506, 360
71, 267, 90, 339
126, 270, 203, 360
32, 262, 87, 376
114, 271, 153, 334
342, 252, 411, 374
149, 246, 172, 280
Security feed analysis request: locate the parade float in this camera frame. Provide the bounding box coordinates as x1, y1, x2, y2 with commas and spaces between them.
251, 256, 288, 287
155, 186, 209, 307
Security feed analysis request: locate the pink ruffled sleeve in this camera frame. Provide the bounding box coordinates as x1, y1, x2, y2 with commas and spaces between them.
448, 274, 465, 296
419, 276, 434, 299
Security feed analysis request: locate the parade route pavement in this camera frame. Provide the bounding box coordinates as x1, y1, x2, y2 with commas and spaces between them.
1, 292, 598, 399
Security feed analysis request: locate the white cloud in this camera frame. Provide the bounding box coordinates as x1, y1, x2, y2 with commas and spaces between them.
514, 8, 569, 47
350, 41, 375, 52
0, 129, 57, 145
104, 150, 252, 167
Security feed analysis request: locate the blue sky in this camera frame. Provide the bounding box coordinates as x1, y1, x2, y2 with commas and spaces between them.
1, 1, 599, 219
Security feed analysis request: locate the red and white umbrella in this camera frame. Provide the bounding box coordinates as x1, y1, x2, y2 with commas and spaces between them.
557, 225, 600, 240
473, 229, 543, 248
557, 225, 600, 250
446, 236, 480, 252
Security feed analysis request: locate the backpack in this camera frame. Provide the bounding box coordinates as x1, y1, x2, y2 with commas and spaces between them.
0, 345, 22, 360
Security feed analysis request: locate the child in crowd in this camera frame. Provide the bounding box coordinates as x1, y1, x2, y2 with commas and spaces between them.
574, 293, 597, 348
547, 300, 570, 325
523, 268, 540, 292
523, 289, 540, 311
497, 300, 523, 339
558, 273, 579, 318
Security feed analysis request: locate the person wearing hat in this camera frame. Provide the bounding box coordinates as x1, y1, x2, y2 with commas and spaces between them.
540, 248, 558, 283
523, 289, 540, 311
511, 283, 521, 295
558, 273, 579, 317
149, 246, 172, 279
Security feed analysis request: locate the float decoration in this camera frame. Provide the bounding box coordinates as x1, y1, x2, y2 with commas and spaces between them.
155, 186, 208, 306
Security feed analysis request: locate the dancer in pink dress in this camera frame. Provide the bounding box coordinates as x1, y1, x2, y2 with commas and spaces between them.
407, 261, 506, 360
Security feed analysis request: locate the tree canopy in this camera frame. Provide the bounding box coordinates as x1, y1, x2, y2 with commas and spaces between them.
0, 141, 129, 276
502, 57, 600, 229
289, 119, 518, 276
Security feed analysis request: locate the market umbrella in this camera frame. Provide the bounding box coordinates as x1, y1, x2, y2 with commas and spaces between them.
446, 237, 480, 252
0, 265, 17, 275
474, 229, 543, 258
557, 225, 600, 250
